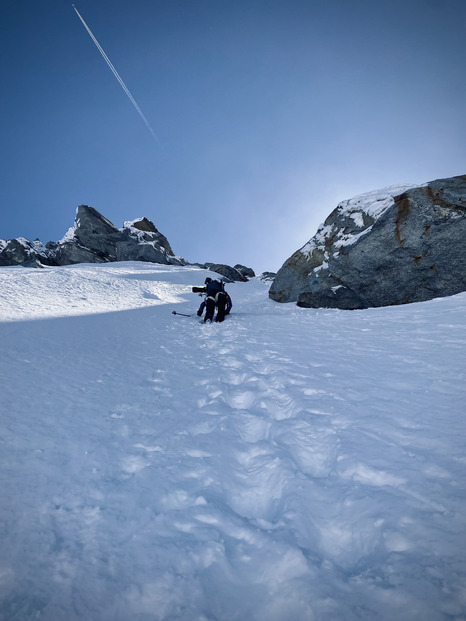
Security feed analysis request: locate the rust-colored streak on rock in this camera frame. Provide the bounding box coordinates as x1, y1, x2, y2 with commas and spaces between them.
426, 186, 466, 211
395, 195, 410, 246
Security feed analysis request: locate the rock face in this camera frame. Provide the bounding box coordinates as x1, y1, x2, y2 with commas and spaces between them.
0, 238, 55, 267
117, 217, 177, 264
234, 264, 256, 279
269, 174, 466, 309
0, 206, 185, 268
204, 263, 249, 282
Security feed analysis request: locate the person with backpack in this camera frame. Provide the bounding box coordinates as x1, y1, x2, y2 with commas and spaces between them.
196, 288, 232, 319
192, 277, 229, 323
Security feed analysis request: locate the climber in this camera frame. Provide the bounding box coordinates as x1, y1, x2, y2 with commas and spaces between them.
192, 277, 229, 323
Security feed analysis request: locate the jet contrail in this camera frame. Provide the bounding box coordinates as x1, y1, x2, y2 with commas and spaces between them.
72, 4, 160, 144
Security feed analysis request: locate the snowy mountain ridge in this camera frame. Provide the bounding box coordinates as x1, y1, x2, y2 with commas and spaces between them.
1, 261, 465, 620
0, 205, 185, 269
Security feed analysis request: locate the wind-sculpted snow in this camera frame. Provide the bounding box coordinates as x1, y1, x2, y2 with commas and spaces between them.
0, 263, 465, 620
0, 263, 197, 321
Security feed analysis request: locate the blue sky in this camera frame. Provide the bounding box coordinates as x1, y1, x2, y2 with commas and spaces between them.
1, 0, 465, 273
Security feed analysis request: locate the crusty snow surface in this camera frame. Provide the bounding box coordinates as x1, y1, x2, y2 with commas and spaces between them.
0, 262, 465, 621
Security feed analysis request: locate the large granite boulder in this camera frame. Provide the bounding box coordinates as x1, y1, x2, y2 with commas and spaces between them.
269, 174, 466, 309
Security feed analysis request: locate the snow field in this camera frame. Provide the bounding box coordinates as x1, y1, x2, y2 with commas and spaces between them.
0, 262, 465, 620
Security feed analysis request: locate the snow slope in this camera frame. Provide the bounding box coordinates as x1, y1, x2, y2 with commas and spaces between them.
0, 262, 465, 621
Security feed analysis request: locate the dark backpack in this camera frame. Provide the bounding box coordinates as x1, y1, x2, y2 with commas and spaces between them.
206, 279, 224, 296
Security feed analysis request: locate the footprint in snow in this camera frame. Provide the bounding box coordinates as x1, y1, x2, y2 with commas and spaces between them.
226, 447, 292, 520
224, 388, 257, 410
235, 414, 271, 443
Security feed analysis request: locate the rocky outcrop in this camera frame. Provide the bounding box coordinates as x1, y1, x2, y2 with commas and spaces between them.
72, 206, 122, 262
0, 206, 185, 268
205, 263, 249, 282
269, 174, 466, 309
234, 264, 256, 279
0, 238, 55, 267
116, 217, 178, 264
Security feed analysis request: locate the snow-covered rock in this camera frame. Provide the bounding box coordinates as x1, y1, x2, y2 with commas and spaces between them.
204, 263, 249, 282
234, 263, 256, 279
269, 174, 466, 309
0, 206, 186, 267
117, 216, 185, 265
0, 237, 54, 267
